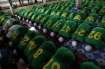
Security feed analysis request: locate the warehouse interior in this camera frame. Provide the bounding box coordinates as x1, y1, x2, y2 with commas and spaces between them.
0, 0, 105, 69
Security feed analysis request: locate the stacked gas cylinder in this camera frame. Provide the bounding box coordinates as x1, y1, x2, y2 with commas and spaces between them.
0, 0, 104, 69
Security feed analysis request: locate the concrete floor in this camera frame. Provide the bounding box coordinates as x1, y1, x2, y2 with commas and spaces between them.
14, 0, 58, 12
0, 0, 58, 15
